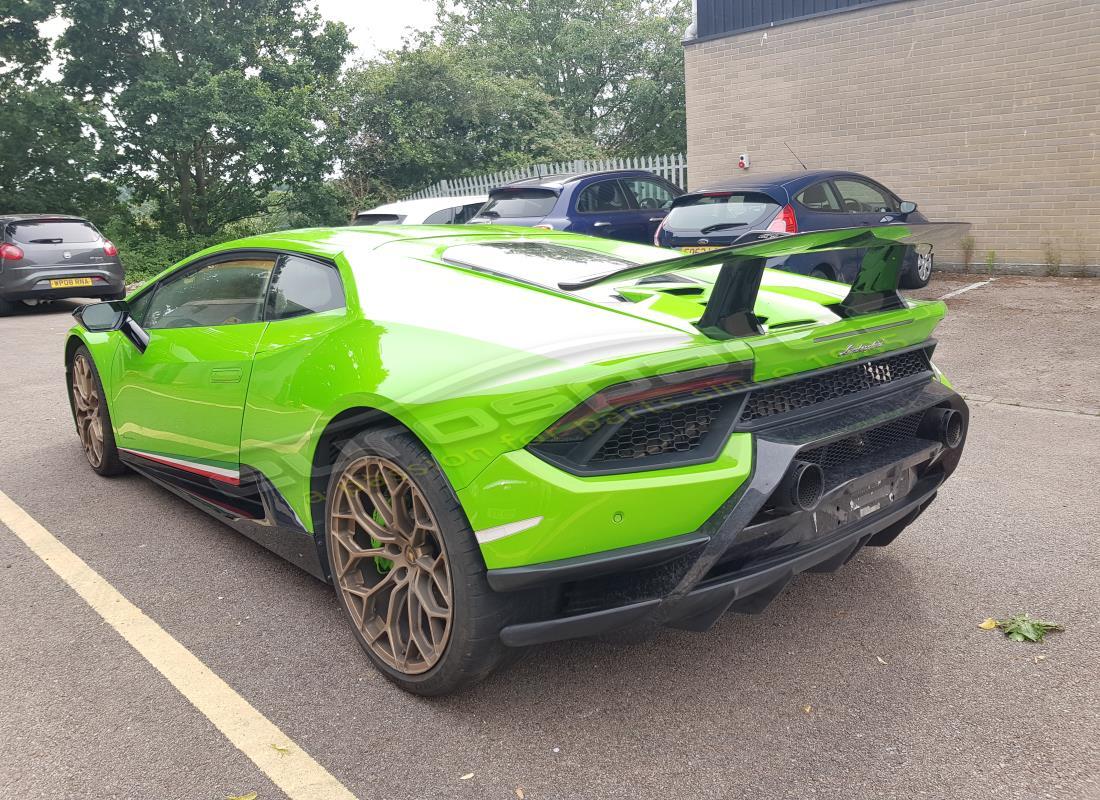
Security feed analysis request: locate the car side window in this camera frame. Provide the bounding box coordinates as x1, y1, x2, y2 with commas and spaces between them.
795, 182, 843, 212
127, 288, 156, 325
831, 179, 899, 214
423, 207, 455, 225
143, 256, 276, 329
266, 255, 345, 321
576, 180, 631, 213
454, 202, 484, 224
621, 178, 677, 210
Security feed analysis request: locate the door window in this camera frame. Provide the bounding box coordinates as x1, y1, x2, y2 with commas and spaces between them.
831, 180, 899, 214
576, 180, 631, 213
423, 207, 455, 225
621, 178, 677, 210
267, 255, 345, 320
143, 257, 276, 329
455, 202, 485, 224
795, 182, 843, 212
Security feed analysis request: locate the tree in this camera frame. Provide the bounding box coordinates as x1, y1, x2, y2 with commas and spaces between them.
56, 0, 352, 235
339, 44, 597, 200
0, 2, 118, 217
434, 0, 689, 155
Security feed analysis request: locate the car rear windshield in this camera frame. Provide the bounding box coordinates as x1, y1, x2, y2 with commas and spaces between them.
7, 219, 99, 244
353, 214, 405, 226
443, 241, 643, 287
664, 193, 780, 234
478, 189, 557, 219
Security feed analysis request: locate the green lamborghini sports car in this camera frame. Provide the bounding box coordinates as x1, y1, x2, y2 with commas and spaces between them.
65, 222, 969, 694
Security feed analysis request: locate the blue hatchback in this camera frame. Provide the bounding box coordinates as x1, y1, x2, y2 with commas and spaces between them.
655, 170, 934, 288
467, 169, 682, 245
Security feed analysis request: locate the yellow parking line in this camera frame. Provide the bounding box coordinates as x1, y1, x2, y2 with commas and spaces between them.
0, 489, 359, 800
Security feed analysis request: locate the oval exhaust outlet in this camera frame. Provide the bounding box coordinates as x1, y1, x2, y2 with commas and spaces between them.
775, 460, 825, 513
919, 407, 964, 449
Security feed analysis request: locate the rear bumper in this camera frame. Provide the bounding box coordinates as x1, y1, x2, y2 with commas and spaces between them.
490, 382, 967, 646
0, 266, 125, 301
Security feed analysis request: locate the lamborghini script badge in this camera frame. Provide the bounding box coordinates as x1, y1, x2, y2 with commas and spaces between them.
837, 339, 885, 357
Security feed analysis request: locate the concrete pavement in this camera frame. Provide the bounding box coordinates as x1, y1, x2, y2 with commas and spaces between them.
1, 278, 1097, 800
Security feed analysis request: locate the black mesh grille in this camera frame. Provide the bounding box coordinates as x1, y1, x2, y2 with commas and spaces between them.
590, 398, 725, 463
739, 350, 930, 423
799, 413, 925, 471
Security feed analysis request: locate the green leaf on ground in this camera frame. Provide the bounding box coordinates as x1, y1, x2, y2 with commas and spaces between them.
978, 613, 1064, 643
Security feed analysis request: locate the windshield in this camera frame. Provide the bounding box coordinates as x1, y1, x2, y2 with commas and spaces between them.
443, 241, 646, 287
8, 219, 99, 244
354, 213, 405, 226
478, 189, 557, 219
664, 193, 779, 233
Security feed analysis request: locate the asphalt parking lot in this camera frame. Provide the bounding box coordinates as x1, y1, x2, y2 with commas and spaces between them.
2, 274, 1098, 800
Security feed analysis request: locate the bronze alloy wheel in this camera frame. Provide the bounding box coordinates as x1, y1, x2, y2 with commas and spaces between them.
328, 456, 453, 675
71, 354, 105, 468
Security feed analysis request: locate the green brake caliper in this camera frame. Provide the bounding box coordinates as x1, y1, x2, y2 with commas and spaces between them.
371, 509, 393, 573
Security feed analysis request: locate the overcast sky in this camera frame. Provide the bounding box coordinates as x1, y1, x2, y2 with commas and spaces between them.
314, 0, 440, 57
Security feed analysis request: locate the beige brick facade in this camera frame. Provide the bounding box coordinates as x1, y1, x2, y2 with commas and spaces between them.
684, 0, 1100, 271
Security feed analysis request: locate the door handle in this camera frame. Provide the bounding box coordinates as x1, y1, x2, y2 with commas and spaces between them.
211, 368, 243, 384
648, 217, 664, 223
592, 221, 611, 228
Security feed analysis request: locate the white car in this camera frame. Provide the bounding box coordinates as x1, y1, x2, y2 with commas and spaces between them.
353, 195, 488, 226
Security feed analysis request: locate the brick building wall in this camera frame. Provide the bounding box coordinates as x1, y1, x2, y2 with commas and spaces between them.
684, 0, 1100, 272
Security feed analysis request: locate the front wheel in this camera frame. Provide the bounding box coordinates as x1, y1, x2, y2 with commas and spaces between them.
68, 346, 127, 476
324, 427, 526, 695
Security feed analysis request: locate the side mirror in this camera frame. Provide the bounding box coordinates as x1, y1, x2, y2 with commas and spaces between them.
899, 200, 918, 214
73, 300, 149, 353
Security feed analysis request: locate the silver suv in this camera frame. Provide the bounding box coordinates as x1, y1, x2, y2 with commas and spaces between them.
0, 215, 125, 315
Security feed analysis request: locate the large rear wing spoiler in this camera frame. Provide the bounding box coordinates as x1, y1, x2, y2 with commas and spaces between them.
559, 222, 971, 339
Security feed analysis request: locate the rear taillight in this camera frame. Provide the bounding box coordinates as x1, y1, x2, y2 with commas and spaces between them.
0, 243, 24, 261
653, 216, 667, 246
766, 204, 798, 233
533, 362, 753, 445
102, 240, 118, 257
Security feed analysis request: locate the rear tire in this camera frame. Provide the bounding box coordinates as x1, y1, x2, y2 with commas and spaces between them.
68, 346, 127, 476
901, 250, 933, 289
0, 297, 19, 316
809, 266, 833, 281
323, 426, 531, 695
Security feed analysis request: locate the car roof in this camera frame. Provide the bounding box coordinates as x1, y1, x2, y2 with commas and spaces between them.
497, 169, 659, 190
0, 214, 91, 223
689, 169, 875, 195
356, 196, 487, 216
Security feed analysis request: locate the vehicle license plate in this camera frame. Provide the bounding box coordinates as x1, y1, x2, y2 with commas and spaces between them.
49, 277, 94, 288
679, 246, 720, 255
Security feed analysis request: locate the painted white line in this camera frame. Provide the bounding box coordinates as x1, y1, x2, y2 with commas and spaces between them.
475, 516, 543, 545
938, 279, 994, 301
0, 489, 359, 800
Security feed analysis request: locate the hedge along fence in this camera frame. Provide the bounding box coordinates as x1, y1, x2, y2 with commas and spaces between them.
403, 153, 688, 200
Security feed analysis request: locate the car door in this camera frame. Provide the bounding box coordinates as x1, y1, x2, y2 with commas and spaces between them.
571, 179, 646, 242
619, 177, 680, 243
828, 179, 904, 282
109, 252, 277, 479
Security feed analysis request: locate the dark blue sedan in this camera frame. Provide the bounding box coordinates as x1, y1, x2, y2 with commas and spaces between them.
655, 170, 934, 288
468, 169, 682, 245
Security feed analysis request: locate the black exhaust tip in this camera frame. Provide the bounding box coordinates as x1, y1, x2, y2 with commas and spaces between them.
919, 407, 964, 449
775, 460, 825, 513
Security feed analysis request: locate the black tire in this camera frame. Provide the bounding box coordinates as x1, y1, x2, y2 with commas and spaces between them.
809, 266, 833, 281
900, 250, 933, 289
323, 426, 533, 695
0, 296, 20, 316
68, 345, 127, 476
